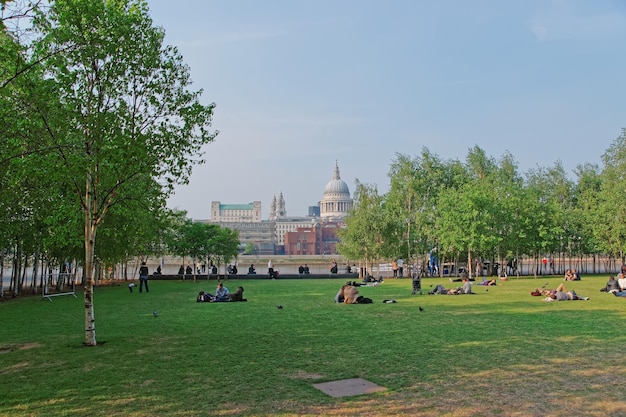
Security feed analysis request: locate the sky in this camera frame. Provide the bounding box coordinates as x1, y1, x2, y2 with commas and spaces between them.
146, 0, 626, 221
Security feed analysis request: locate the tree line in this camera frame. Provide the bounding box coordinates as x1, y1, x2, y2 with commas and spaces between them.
338, 133, 626, 278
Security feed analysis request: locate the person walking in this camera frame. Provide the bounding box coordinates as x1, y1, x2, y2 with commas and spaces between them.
139, 262, 149, 293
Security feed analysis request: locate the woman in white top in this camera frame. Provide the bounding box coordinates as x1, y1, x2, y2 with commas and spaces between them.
618, 273, 626, 291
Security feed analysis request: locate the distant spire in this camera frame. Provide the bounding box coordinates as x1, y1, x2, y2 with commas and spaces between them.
333, 160, 340, 180
278, 192, 286, 217
270, 195, 277, 220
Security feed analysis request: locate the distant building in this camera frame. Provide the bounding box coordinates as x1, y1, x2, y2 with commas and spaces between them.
275, 217, 316, 246
204, 201, 272, 254
204, 161, 352, 255
284, 222, 341, 256
268, 192, 287, 221
320, 161, 352, 221
211, 201, 261, 223
268, 191, 316, 246
217, 221, 276, 255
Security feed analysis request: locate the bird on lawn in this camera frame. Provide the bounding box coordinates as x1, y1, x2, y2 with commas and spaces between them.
153, 310, 158, 317
418, 306, 424, 312
276, 305, 283, 309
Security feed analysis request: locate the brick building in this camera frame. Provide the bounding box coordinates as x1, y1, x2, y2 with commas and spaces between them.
284, 222, 341, 256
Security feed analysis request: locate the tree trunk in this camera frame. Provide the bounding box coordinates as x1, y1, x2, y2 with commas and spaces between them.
84, 175, 97, 347
19, 254, 26, 294
0, 252, 3, 296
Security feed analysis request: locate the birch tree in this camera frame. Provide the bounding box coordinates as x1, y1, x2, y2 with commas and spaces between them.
26, 0, 217, 346
337, 181, 386, 276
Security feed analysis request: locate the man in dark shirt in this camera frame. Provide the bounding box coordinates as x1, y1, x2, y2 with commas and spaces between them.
139, 262, 149, 293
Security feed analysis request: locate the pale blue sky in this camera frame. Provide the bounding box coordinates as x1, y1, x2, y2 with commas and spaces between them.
146, 0, 626, 220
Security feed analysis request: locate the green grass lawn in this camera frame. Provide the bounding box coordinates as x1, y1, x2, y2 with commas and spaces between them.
1, 275, 626, 416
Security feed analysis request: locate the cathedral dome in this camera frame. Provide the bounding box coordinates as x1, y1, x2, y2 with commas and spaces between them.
324, 178, 350, 195
320, 161, 352, 221
324, 162, 350, 196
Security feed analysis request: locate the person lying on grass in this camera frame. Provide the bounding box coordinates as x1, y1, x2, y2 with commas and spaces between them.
197, 291, 214, 302
543, 283, 589, 301
196, 286, 247, 302
476, 277, 497, 286
531, 288, 553, 297
429, 278, 473, 295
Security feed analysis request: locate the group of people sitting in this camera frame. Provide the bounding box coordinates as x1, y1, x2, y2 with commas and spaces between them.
334, 281, 373, 304
298, 264, 310, 274
601, 269, 626, 296
564, 269, 581, 281
196, 282, 247, 302
362, 274, 384, 285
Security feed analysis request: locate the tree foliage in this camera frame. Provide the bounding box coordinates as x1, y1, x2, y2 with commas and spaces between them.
339, 133, 626, 278
2, 0, 218, 345
337, 181, 386, 273
167, 219, 239, 274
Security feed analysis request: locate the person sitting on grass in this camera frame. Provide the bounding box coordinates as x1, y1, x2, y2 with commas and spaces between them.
335, 281, 363, 303
601, 276, 621, 293
342, 283, 360, 304
544, 283, 589, 301
329, 259, 338, 274
335, 283, 372, 304
461, 277, 473, 294
362, 274, 383, 285
563, 269, 573, 281
609, 276, 626, 297
214, 282, 230, 302
618, 273, 626, 291
228, 286, 247, 302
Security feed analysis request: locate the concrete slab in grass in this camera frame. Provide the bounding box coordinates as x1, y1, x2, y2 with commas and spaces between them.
313, 378, 387, 398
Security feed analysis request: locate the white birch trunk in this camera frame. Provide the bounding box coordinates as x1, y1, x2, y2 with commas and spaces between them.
83, 174, 97, 346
